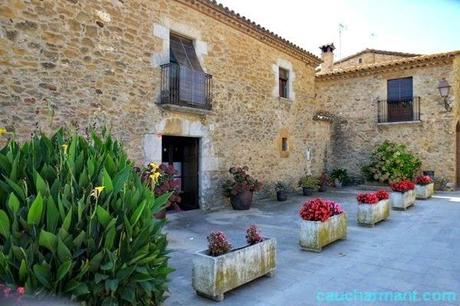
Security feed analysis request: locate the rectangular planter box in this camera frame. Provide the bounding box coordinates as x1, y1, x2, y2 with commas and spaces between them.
192, 238, 276, 301
299, 213, 347, 252
357, 199, 391, 226
415, 183, 434, 199
391, 189, 416, 210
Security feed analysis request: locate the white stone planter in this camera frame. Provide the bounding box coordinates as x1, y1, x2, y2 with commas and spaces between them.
192, 238, 276, 301
415, 183, 434, 199
299, 213, 347, 252
357, 199, 391, 226
391, 190, 416, 210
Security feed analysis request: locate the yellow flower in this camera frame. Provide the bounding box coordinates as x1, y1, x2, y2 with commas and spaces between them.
149, 162, 159, 171
91, 186, 105, 198
0, 128, 7, 136
149, 172, 161, 184
62, 144, 68, 154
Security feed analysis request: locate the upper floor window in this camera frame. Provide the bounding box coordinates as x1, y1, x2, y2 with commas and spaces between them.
358, 58, 362, 64
279, 67, 289, 98
159, 33, 212, 110
378, 77, 419, 123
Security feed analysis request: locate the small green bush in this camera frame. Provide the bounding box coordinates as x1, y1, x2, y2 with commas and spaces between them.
0, 129, 172, 305
362, 141, 421, 183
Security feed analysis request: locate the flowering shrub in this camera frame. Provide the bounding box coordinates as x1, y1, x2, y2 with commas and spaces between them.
139, 162, 181, 210
299, 198, 343, 222
357, 192, 379, 204
362, 141, 421, 183
391, 180, 415, 192
223, 166, 262, 197
376, 190, 390, 200
246, 225, 264, 245
207, 231, 232, 256
416, 175, 433, 185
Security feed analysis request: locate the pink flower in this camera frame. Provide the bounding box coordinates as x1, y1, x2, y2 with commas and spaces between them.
16, 287, 25, 296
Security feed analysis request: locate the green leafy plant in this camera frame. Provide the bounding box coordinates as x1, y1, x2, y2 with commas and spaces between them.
330, 168, 348, 183
298, 175, 319, 190
274, 181, 288, 193
362, 141, 421, 183
0, 129, 173, 305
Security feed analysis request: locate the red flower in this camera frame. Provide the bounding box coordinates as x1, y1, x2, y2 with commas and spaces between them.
246, 225, 264, 245
16, 287, 25, 296
357, 192, 379, 204
375, 190, 389, 200
416, 175, 432, 185
391, 180, 415, 192
299, 198, 343, 222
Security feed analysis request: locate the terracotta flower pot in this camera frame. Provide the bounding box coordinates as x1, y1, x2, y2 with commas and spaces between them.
230, 190, 253, 210
276, 191, 287, 201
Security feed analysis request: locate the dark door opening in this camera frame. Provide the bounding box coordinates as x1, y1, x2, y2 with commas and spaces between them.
457, 122, 460, 187
162, 136, 199, 210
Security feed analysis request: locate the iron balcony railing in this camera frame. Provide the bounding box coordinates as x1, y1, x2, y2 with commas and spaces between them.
377, 96, 420, 123
160, 63, 212, 110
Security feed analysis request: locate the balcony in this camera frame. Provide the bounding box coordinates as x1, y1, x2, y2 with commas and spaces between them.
159, 63, 212, 113
377, 97, 421, 124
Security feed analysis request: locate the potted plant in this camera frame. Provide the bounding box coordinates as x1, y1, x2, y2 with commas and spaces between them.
138, 162, 181, 219
331, 168, 348, 187
299, 198, 347, 252
192, 226, 276, 301
275, 181, 288, 201
390, 180, 416, 210
415, 175, 434, 199
298, 175, 319, 196
318, 172, 331, 192
356, 190, 391, 226
223, 166, 262, 210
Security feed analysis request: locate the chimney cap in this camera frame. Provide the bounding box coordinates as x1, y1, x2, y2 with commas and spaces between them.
319, 43, 335, 53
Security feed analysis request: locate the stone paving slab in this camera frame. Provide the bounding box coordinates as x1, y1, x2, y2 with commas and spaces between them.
165, 188, 460, 306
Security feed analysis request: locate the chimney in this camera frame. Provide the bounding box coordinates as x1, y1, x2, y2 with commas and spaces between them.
319, 43, 335, 73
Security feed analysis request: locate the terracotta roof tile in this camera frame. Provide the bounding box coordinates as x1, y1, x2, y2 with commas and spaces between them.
334, 48, 420, 65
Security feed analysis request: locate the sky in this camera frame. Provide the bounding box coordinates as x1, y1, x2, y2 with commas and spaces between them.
216, 0, 460, 59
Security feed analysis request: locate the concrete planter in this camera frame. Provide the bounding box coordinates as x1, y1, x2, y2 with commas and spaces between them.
415, 183, 434, 199
391, 190, 416, 210
192, 238, 276, 301
299, 213, 347, 252
357, 199, 390, 226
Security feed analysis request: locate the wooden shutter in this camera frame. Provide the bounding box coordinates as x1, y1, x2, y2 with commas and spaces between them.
387, 77, 413, 102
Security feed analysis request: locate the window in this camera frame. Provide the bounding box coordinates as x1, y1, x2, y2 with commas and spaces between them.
385, 77, 415, 122
169, 33, 202, 71
279, 68, 289, 98
358, 58, 362, 64
281, 137, 288, 151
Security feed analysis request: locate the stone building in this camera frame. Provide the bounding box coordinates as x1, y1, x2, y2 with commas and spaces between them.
316, 45, 460, 185
0, 0, 331, 210
0, 0, 459, 210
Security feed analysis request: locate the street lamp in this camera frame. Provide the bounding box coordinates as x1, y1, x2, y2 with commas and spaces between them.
438, 78, 452, 111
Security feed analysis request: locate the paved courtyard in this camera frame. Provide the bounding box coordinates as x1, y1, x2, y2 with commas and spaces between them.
165, 188, 460, 306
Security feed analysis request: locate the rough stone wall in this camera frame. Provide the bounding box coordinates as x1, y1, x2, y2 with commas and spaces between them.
316, 61, 458, 184
0, 0, 329, 209
334, 52, 418, 70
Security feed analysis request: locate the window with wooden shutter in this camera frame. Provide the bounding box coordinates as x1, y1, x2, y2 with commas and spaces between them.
386, 77, 414, 122
279, 68, 289, 98
169, 33, 206, 105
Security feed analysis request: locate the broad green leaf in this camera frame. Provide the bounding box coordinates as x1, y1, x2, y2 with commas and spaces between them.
129, 200, 146, 226
102, 168, 113, 191
35, 171, 48, 195
0, 210, 10, 238
96, 206, 111, 228
39, 230, 58, 253
104, 226, 116, 249
105, 279, 119, 292
57, 238, 72, 262
56, 260, 72, 282
27, 193, 44, 225
19, 259, 28, 282
46, 197, 59, 232
62, 207, 72, 232
3, 176, 25, 201
33, 263, 50, 287
121, 287, 135, 303
7, 193, 20, 213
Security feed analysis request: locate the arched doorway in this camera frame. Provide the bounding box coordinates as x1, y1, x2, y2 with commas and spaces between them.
457, 122, 460, 186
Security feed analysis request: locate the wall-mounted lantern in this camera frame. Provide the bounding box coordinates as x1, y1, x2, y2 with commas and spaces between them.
438, 78, 452, 111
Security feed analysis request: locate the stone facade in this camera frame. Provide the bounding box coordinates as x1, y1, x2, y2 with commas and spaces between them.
0, 0, 329, 210
316, 54, 460, 184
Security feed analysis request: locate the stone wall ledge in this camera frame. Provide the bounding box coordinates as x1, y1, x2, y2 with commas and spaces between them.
377, 120, 422, 127
157, 104, 214, 116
